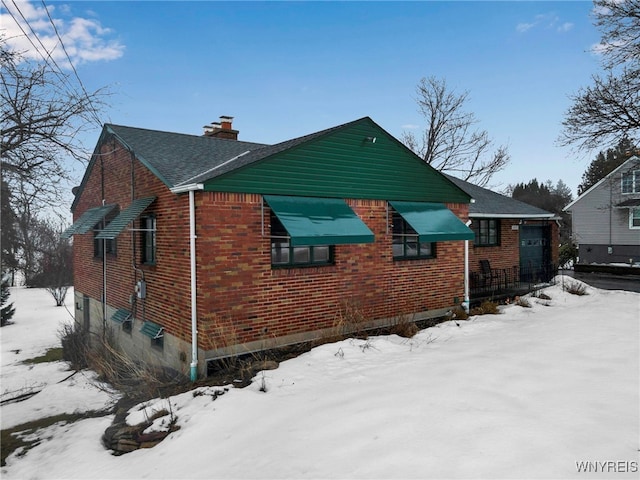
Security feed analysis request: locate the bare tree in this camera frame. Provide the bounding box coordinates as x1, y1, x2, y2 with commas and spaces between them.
401, 76, 510, 187
559, 0, 640, 152
1, 37, 108, 206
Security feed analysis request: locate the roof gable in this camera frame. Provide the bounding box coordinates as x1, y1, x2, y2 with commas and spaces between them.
72, 117, 472, 210
104, 124, 267, 188
201, 117, 471, 203
564, 156, 640, 211
445, 174, 555, 218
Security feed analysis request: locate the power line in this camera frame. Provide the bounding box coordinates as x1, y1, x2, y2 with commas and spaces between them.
3, 0, 75, 91
1, 0, 104, 126
40, 0, 103, 126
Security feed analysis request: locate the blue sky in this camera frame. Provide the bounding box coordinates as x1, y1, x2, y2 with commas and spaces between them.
3, 1, 604, 202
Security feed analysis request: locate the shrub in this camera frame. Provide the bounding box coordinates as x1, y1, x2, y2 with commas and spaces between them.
389, 314, 419, 338
563, 279, 588, 296
59, 322, 89, 370
469, 300, 500, 315
558, 243, 578, 269
450, 306, 469, 321
87, 332, 185, 401
515, 297, 532, 308
1, 281, 15, 327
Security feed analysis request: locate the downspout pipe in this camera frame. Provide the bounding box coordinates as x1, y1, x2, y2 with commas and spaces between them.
462, 220, 472, 313
172, 183, 204, 382
189, 189, 198, 381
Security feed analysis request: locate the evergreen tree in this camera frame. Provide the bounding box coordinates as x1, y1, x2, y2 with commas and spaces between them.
512, 179, 573, 245
1, 281, 16, 327
577, 137, 636, 195
1, 179, 19, 275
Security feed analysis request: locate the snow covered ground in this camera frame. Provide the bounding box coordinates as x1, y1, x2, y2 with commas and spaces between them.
1, 278, 638, 479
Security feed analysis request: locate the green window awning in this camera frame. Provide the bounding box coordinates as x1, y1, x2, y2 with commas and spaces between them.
95, 197, 156, 240
61, 204, 118, 239
111, 309, 132, 324
140, 321, 164, 339
389, 201, 474, 242
264, 195, 374, 246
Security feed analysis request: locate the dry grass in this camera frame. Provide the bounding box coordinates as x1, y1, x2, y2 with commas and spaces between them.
389, 313, 419, 338
469, 300, 500, 316
563, 279, 588, 296
327, 297, 369, 342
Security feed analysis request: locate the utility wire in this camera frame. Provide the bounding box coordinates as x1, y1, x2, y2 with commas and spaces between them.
3, 0, 76, 92
40, 0, 103, 126
1, 0, 104, 127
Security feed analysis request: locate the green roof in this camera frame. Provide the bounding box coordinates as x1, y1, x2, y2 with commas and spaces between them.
96, 197, 156, 240
389, 201, 474, 242
264, 195, 375, 246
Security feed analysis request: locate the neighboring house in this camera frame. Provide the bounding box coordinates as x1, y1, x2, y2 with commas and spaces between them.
64, 116, 476, 379
563, 156, 640, 265
445, 175, 559, 296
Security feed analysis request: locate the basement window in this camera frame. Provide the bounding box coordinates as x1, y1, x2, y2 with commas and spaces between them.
140, 320, 164, 349
110, 309, 133, 334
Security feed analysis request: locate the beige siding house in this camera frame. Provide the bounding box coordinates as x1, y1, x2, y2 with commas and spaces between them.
564, 156, 640, 265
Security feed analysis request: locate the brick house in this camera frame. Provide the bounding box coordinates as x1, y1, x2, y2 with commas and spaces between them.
445, 175, 560, 298
64, 116, 482, 379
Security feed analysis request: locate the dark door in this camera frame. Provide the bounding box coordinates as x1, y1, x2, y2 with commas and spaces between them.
82, 295, 90, 332
519, 225, 551, 282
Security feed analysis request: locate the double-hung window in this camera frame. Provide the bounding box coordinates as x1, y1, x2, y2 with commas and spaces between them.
622, 170, 640, 194
141, 215, 157, 264
94, 209, 118, 258
631, 208, 640, 229
473, 219, 500, 246
270, 212, 333, 267
392, 211, 435, 259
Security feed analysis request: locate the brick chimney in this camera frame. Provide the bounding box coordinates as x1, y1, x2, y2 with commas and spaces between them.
203, 115, 238, 140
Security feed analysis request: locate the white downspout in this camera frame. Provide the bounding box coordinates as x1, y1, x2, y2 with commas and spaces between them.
189, 189, 198, 381
462, 220, 472, 313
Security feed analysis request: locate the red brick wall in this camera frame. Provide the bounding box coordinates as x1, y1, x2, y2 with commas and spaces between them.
468, 218, 559, 274
195, 195, 470, 350
74, 138, 471, 355
73, 139, 191, 339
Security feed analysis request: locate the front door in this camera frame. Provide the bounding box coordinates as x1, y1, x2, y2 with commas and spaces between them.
519, 225, 551, 283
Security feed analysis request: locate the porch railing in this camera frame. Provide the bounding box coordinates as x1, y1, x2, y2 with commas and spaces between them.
470, 262, 558, 299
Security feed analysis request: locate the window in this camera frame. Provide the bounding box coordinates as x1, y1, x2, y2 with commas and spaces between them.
151, 335, 164, 349
270, 212, 333, 267
94, 209, 118, 258
392, 211, 435, 259
622, 170, 640, 194
631, 208, 640, 229
141, 215, 157, 264
472, 219, 500, 246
